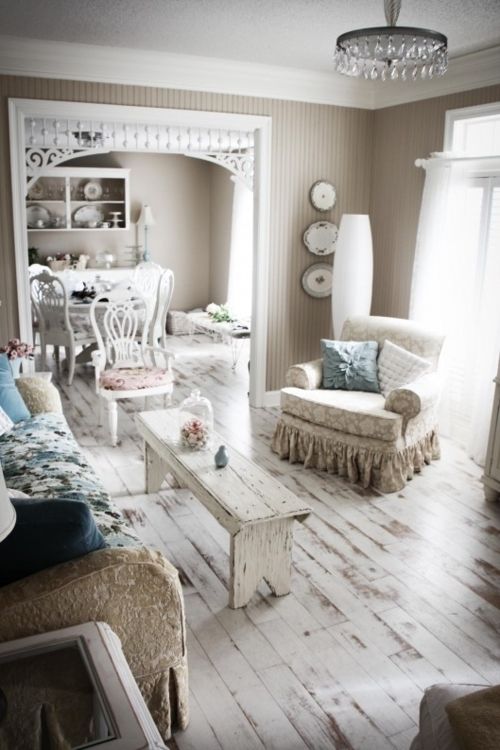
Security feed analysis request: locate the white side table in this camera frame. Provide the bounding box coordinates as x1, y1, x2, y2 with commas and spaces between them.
0, 622, 166, 749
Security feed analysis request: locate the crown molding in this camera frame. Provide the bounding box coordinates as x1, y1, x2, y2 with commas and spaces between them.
0, 35, 499, 111
0, 35, 375, 110
372, 46, 500, 109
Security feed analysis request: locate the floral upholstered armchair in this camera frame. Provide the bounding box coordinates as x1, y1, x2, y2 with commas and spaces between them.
272, 316, 445, 493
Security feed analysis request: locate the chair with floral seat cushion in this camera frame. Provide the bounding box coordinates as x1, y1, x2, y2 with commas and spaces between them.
272, 315, 445, 493
90, 286, 174, 446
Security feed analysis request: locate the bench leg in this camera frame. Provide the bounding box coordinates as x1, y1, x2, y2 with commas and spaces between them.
229, 518, 295, 608
144, 442, 169, 493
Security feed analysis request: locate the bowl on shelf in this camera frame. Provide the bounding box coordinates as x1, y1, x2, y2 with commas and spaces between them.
48, 259, 70, 272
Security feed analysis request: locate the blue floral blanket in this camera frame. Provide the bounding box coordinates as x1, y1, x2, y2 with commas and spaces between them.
0, 413, 140, 548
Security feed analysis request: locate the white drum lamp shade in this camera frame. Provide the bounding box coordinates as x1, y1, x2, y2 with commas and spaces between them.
0, 467, 15, 542
331, 214, 373, 337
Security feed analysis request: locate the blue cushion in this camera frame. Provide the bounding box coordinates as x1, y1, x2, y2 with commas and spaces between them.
0, 498, 106, 587
321, 339, 380, 392
0, 354, 30, 423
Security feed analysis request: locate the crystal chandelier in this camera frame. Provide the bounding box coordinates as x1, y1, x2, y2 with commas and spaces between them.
334, 0, 448, 81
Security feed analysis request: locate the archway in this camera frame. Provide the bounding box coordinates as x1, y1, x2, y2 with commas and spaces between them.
9, 99, 271, 405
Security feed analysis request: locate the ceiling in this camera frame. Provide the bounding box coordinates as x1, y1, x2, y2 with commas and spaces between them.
0, 0, 499, 74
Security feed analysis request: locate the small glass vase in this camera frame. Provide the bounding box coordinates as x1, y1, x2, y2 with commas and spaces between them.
9, 358, 22, 379
178, 389, 214, 451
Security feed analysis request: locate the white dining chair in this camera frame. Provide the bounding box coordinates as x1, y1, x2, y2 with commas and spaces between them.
90, 285, 174, 446
132, 262, 175, 348
29, 264, 53, 345
132, 261, 163, 333
150, 269, 175, 349
30, 272, 95, 385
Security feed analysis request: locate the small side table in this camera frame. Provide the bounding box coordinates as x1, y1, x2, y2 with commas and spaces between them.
0, 622, 166, 749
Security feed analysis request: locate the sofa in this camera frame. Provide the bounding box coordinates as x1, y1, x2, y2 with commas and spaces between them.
272, 316, 445, 493
0, 377, 188, 740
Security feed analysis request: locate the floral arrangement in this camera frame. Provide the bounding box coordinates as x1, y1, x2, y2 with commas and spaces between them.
0, 338, 34, 361
206, 302, 235, 323
180, 417, 210, 450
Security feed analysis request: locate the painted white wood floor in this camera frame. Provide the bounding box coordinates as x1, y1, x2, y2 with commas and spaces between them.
49, 334, 500, 750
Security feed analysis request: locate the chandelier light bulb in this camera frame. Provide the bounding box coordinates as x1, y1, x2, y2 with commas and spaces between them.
334, 0, 448, 82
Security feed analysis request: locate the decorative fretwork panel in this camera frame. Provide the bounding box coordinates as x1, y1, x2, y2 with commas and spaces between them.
25, 117, 254, 190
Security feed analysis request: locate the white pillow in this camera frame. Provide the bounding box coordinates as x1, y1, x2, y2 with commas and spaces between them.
0, 406, 14, 436
377, 339, 431, 396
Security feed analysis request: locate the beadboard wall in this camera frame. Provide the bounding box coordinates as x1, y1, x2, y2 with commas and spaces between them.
1, 76, 499, 389
0, 75, 373, 390
370, 83, 500, 319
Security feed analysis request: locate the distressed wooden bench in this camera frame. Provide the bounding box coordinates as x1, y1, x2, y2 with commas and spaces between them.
136, 409, 311, 608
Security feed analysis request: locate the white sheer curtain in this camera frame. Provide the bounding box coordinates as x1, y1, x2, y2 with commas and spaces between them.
226, 177, 253, 320
410, 156, 500, 465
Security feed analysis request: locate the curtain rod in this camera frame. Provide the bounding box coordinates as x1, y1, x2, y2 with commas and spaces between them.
415, 153, 500, 168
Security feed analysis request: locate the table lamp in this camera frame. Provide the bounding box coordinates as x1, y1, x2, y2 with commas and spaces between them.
138, 204, 155, 263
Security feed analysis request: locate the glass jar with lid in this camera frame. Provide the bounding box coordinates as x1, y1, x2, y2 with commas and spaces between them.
178, 389, 213, 450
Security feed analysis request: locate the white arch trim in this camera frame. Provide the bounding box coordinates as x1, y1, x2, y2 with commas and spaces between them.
9, 98, 272, 407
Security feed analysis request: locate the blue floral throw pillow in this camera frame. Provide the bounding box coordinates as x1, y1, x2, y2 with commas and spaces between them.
0, 354, 30, 423
321, 339, 380, 392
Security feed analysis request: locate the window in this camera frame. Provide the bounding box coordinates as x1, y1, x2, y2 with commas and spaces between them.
444, 102, 500, 156
411, 102, 500, 463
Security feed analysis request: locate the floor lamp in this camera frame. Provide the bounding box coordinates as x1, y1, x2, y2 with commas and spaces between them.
138, 204, 155, 263
331, 214, 373, 337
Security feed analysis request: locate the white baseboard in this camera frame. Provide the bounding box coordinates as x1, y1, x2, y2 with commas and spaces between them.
262, 390, 281, 408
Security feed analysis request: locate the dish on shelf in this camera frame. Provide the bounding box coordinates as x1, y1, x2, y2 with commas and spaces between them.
83, 181, 103, 201
27, 181, 44, 200
73, 204, 105, 228
301, 261, 333, 298
27, 204, 52, 229
303, 221, 338, 256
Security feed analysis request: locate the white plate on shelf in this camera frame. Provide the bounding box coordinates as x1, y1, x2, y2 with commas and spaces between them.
27, 204, 52, 228
303, 221, 338, 256
83, 181, 103, 201
301, 262, 333, 298
73, 205, 104, 227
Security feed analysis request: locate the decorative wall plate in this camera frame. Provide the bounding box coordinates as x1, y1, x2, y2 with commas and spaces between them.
310, 180, 336, 211
73, 205, 104, 227
303, 221, 338, 256
27, 204, 51, 228
83, 181, 103, 201
301, 262, 333, 298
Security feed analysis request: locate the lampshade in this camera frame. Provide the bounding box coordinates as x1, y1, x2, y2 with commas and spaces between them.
331, 214, 373, 337
0, 467, 16, 543
138, 204, 156, 228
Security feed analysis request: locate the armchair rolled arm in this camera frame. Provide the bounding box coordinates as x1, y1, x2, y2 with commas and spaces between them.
285, 359, 323, 390
0, 546, 188, 737
384, 372, 441, 419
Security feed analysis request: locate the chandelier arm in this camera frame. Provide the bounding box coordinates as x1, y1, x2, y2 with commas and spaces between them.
384, 0, 402, 26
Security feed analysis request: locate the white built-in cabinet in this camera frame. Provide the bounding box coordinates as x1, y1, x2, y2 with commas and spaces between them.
482, 356, 500, 502
26, 167, 130, 233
